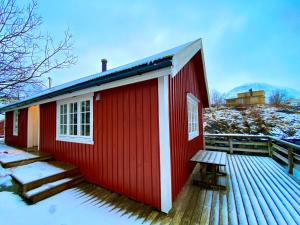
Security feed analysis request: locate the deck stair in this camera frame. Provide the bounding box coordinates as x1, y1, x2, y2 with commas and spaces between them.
11, 160, 84, 203
0, 151, 53, 168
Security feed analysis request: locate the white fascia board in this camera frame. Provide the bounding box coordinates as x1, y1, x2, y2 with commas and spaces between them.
200, 47, 210, 107
7, 66, 171, 111
171, 39, 202, 77
158, 75, 172, 213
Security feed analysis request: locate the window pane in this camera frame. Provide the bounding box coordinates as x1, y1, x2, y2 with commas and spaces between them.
74, 103, 77, 112
74, 125, 77, 135
81, 113, 85, 124
64, 115, 67, 123
86, 112, 90, 123
81, 101, 85, 111
81, 124, 85, 136
64, 105, 67, 114
86, 125, 90, 136
86, 101, 90, 111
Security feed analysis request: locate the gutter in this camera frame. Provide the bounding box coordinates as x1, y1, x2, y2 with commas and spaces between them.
0, 58, 172, 113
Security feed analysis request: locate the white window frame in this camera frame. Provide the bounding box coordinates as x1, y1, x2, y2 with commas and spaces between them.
13, 110, 18, 136
56, 93, 94, 144
187, 93, 199, 141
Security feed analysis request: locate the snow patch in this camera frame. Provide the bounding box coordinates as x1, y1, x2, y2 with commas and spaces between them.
204, 106, 300, 139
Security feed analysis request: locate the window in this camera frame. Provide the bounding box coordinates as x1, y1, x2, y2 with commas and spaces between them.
56, 94, 93, 144
69, 102, 77, 135
187, 93, 199, 140
80, 100, 90, 136
59, 104, 68, 135
13, 110, 18, 136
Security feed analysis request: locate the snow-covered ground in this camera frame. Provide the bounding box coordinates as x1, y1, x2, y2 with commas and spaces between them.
0, 142, 149, 225
204, 106, 300, 139
0, 188, 148, 225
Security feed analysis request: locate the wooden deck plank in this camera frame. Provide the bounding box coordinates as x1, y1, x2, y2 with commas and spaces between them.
249, 158, 300, 223
189, 189, 207, 225
199, 190, 213, 225
180, 186, 201, 225
219, 191, 228, 225
241, 156, 296, 225
230, 156, 260, 225
261, 157, 300, 190
209, 191, 220, 225
227, 159, 239, 225
16, 155, 297, 225
234, 156, 278, 225
231, 156, 268, 225
227, 156, 250, 225
254, 156, 300, 205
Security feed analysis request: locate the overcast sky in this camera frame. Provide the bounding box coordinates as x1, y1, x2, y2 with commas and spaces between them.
34, 0, 299, 93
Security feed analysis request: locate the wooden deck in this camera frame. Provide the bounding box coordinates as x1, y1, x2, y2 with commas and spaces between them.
68, 155, 299, 225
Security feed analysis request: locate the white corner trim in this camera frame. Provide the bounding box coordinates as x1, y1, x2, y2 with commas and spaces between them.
158, 75, 172, 213
171, 39, 202, 77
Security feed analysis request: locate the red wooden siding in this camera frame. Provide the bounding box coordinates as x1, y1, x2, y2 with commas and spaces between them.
39, 79, 161, 209
0, 120, 4, 137
5, 109, 28, 147
169, 51, 204, 201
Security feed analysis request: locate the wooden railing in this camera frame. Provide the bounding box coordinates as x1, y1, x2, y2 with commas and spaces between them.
205, 134, 300, 175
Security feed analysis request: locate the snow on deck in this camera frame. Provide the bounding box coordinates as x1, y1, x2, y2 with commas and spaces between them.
0, 144, 41, 164
11, 161, 75, 184
0, 154, 299, 225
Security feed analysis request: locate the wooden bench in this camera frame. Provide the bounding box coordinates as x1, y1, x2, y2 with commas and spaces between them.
190, 150, 227, 189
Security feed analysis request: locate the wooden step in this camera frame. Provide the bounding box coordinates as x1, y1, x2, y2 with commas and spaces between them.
23, 175, 84, 203
1, 152, 53, 168
11, 161, 80, 192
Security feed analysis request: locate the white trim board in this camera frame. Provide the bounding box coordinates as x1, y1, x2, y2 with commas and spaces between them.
6, 67, 171, 112
158, 75, 172, 213
171, 39, 202, 77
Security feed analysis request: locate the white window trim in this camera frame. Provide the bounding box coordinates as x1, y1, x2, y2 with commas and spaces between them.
187, 93, 199, 141
56, 93, 94, 144
13, 110, 18, 136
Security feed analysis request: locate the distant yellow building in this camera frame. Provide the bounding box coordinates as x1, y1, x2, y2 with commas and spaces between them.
226, 89, 265, 107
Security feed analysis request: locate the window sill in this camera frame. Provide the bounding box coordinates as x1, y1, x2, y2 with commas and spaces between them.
188, 132, 199, 141
56, 135, 94, 145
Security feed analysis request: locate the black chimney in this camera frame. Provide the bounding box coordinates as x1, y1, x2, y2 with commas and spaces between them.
101, 58, 107, 72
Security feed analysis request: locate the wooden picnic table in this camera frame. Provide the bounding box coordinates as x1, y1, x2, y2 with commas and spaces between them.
190, 150, 227, 189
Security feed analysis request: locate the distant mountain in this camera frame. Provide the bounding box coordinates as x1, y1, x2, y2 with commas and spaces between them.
225, 83, 300, 102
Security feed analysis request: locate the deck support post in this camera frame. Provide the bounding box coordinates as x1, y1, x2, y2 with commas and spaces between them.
229, 137, 233, 154
268, 139, 272, 157
288, 146, 294, 175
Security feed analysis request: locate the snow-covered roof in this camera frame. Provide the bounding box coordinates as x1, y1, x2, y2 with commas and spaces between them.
0, 38, 207, 112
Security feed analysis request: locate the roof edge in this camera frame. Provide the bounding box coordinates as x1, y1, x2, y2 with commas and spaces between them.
0, 59, 172, 113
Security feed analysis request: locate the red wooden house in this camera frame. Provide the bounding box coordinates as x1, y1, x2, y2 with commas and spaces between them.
0, 39, 209, 212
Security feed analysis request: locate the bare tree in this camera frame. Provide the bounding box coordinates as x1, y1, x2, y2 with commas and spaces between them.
0, 0, 77, 101
210, 89, 225, 107
269, 90, 288, 106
